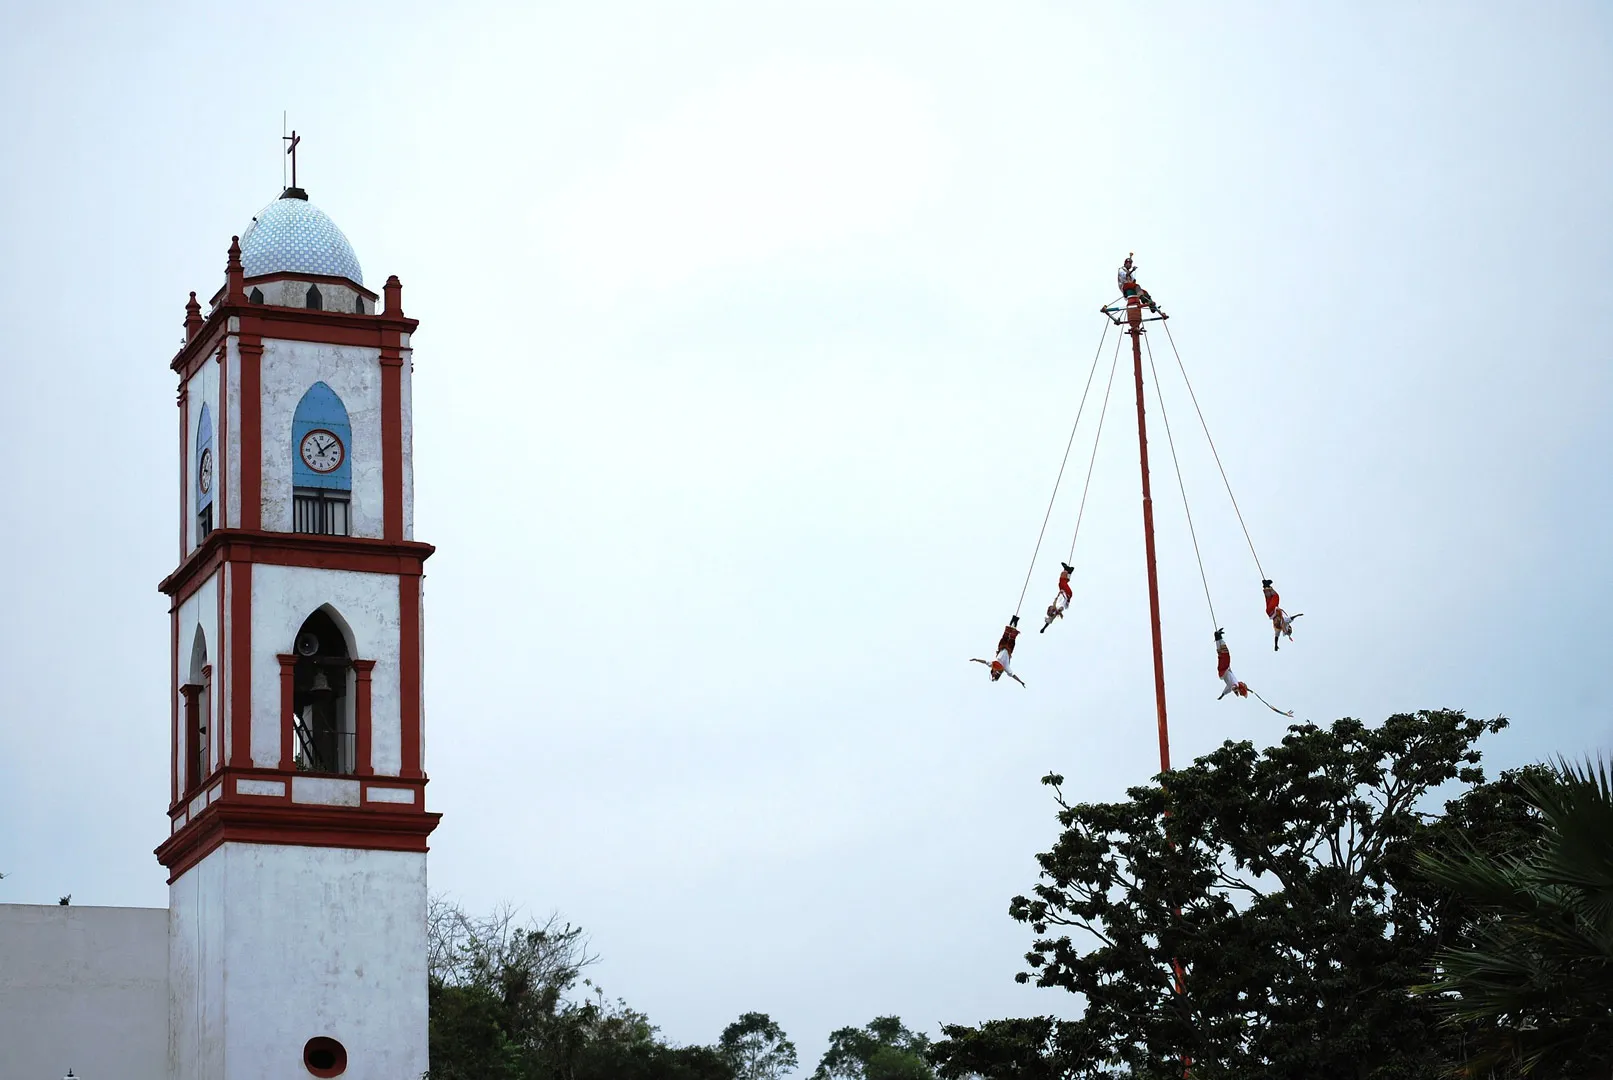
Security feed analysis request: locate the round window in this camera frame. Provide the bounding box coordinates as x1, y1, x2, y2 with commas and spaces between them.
303, 1036, 348, 1077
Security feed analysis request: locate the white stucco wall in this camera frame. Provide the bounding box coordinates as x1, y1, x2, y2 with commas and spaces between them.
0, 903, 168, 1080
250, 563, 402, 774
169, 845, 429, 1080
183, 356, 221, 562
247, 277, 370, 314
224, 334, 243, 532
169, 855, 227, 1079
258, 338, 385, 538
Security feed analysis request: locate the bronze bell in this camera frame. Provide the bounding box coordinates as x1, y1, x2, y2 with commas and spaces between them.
309, 668, 334, 698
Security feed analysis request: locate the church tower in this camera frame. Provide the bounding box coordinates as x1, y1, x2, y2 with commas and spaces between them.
155, 158, 440, 1079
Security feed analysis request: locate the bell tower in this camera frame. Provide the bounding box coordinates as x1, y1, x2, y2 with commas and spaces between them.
156, 173, 440, 1079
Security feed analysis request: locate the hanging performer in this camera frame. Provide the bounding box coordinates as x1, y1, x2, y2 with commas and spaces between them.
1041, 563, 1075, 633
1262, 579, 1303, 651
970, 616, 1025, 686
1117, 253, 1160, 315
1214, 629, 1294, 716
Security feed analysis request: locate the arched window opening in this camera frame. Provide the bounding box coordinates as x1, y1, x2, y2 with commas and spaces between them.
195, 404, 215, 543
353, 295, 365, 314
305, 284, 323, 310
291, 382, 352, 536
183, 627, 211, 794
249, 287, 265, 305
290, 609, 355, 775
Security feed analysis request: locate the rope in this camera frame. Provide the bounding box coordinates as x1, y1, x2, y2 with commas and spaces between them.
1144, 332, 1217, 631
1161, 320, 1265, 582
1066, 331, 1126, 563
1014, 321, 1110, 616
1248, 687, 1294, 717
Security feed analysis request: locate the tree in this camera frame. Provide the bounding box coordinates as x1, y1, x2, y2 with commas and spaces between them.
719, 1012, 798, 1080
1416, 757, 1613, 1078
426, 896, 735, 1080
930, 1017, 1104, 1079
814, 1017, 934, 1080
1003, 710, 1511, 1079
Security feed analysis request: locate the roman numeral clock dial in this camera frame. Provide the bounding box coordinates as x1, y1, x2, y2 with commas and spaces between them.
299, 428, 345, 473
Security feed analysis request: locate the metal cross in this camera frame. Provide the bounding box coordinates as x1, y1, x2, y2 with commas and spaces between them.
283, 129, 302, 188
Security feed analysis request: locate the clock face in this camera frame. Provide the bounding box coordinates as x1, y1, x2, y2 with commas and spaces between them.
300, 429, 345, 474
198, 448, 213, 494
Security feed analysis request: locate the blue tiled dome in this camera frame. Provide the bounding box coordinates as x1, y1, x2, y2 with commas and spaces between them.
239, 190, 364, 286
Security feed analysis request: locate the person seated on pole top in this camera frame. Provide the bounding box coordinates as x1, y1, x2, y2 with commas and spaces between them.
1042, 562, 1075, 633
970, 616, 1025, 686
1117, 253, 1160, 315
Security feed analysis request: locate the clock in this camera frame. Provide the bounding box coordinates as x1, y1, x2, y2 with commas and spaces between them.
198, 447, 213, 494
299, 429, 345, 473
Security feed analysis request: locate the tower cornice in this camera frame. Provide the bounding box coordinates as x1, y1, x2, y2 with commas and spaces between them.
159, 527, 435, 606
170, 301, 420, 378
155, 778, 441, 885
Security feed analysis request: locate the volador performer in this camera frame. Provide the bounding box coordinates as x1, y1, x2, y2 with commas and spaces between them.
970, 617, 1026, 686
1215, 629, 1292, 715
1263, 579, 1304, 651
1041, 562, 1074, 633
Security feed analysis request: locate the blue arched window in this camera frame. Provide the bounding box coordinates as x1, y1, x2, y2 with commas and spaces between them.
291, 382, 352, 536
195, 404, 215, 543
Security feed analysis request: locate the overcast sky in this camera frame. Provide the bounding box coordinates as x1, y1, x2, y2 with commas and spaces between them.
2, 0, 1610, 1070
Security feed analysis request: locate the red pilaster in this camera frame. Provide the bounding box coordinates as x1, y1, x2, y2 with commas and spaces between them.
202, 664, 215, 774
380, 346, 403, 542
180, 685, 201, 795
399, 577, 421, 778
229, 561, 253, 768
277, 654, 297, 770
238, 336, 263, 532
170, 611, 180, 806
352, 659, 376, 777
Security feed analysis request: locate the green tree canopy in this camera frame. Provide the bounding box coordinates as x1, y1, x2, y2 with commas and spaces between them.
1416, 756, 1613, 1078
426, 897, 735, 1080
719, 1012, 799, 1080
814, 1016, 935, 1080
995, 710, 1514, 1078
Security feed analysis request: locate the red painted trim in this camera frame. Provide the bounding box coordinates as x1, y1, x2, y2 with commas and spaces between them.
160, 530, 434, 605
155, 798, 440, 884
238, 336, 262, 532
381, 347, 403, 540
399, 577, 422, 778
203, 663, 216, 774
171, 304, 417, 378
170, 611, 180, 805
181, 685, 202, 794
303, 1036, 348, 1078
245, 270, 380, 300
278, 654, 297, 770
352, 659, 376, 777
229, 561, 253, 768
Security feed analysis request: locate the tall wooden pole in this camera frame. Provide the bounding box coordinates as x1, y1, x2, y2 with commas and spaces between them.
1127, 301, 1171, 774
1128, 299, 1189, 1076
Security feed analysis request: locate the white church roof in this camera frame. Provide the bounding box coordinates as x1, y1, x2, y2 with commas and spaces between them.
239, 190, 364, 285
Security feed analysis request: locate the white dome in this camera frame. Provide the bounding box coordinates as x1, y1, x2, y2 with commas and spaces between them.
239, 190, 364, 286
